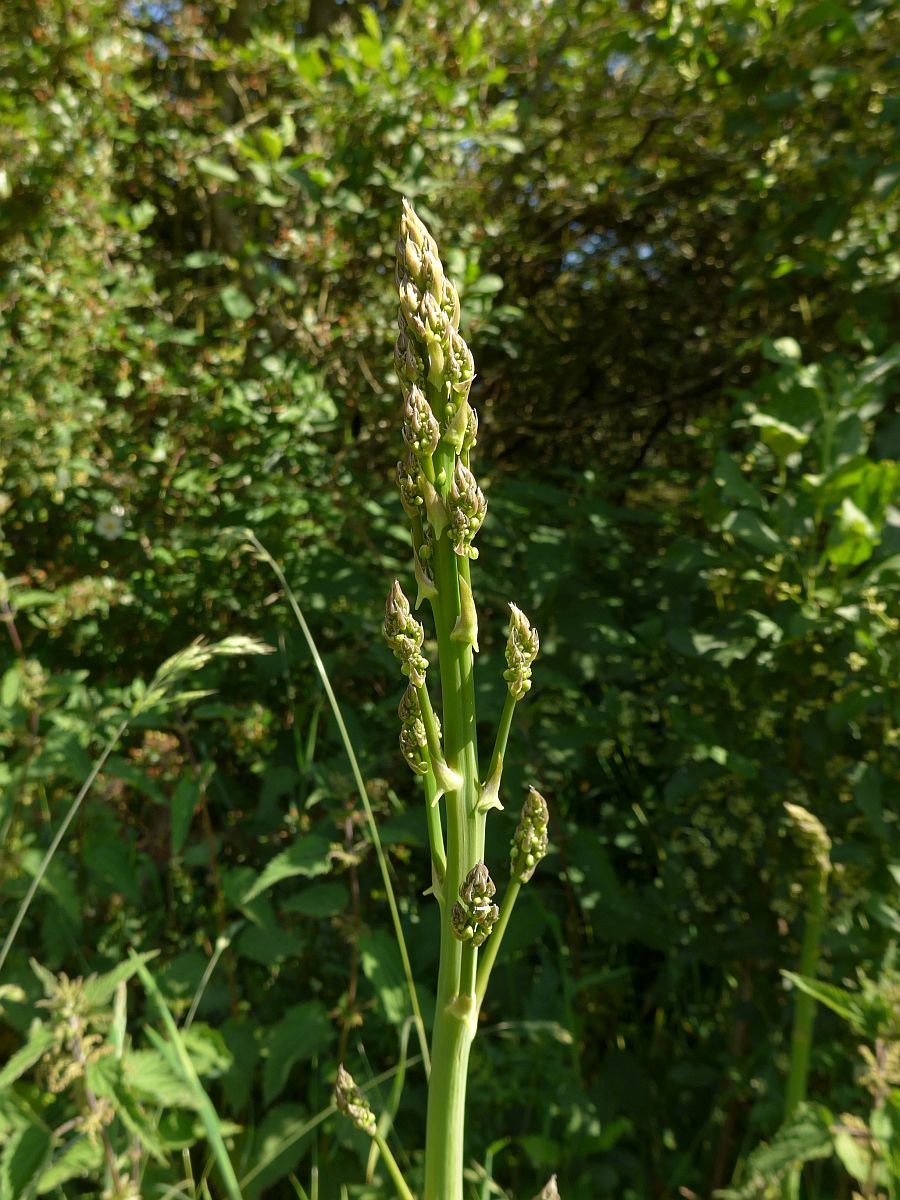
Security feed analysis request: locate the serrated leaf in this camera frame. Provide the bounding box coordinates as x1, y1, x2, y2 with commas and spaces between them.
36, 1136, 103, 1194
0, 1124, 52, 1200
81, 951, 159, 1008
182, 1024, 232, 1078
0, 1024, 55, 1088
262, 1001, 331, 1104
717, 1103, 832, 1198
88, 1056, 167, 1162
125, 1049, 197, 1109
242, 835, 332, 903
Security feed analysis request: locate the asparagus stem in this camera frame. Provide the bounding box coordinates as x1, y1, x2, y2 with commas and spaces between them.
423, 766, 446, 886
371, 1131, 417, 1200
474, 880, 521, 1012
391, 200, 544, 1200
415, 681, 462, 799
782, 804, 831, 1200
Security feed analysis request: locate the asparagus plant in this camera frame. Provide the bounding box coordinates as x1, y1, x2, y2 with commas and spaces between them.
782, 802, 832, 1200
334, 201, 553, 1199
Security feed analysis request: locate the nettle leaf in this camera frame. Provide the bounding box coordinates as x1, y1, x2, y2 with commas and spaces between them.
262, 1001, 332, 1104
717, 1103, 833, 1199
87, 1056, 167, 1162
36, 1136, 103, 1194
125, 1049, 197, 1109
0, 1024, 55, 1088
241, 835, 333, 903
182, 1024, 233, 1078
0, 1124, 52, 1200
81, 951, 159, 1009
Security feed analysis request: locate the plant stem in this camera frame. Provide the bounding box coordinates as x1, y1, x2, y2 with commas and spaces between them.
474, 879, 521, 1012
0, 716, 130, 978
423, 992, 477, 1200
371, 1131, 416, 1200
782, 861, 829, 1200
423, 527, 480, 1200
423, 766, 447, 887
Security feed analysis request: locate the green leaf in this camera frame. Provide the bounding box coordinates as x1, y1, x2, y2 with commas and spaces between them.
182, 1024, 233, 1078
749, 412, 809, 461
170, 771, 207, 854
722, 509, 783, 553
0, 1024, 55, 1088
359, 929, 408, 1026
713, 451, 762, 507
220, 286, 255, 321
825, 497, 877, 566
262, 1001, 331, 1104
242, 835, 332, 903
88, 1056, 168, 1162
81, 950, 159, 1008
717, 1103, 832, 1198
781, 971, 878, 1036
196, 156, 239, 183
241, 1104, 313, 1200
125, 1049, 197, 1109
280, 881, 349, 917
36, 1137, 103, 1194
0, 1124, 52, 1200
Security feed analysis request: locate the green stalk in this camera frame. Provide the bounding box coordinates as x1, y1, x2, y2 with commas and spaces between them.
389, 201, 547, 1200
423, 766, 447, 887
424, 528, 477, 1200
782, 819, 830, 1200
372, 1131, 416, 1200
474, 879, 521, 1012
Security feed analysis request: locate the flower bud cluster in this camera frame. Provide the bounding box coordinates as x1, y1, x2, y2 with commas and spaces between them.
398, 685, 431, 777
395, 199, 475, 445
504, 604, 540, 699
383, 581, 428, 687
448, 459, 487, 560
784, 801, 831, 876
402, 384, 440, 457
511, 787, 549, 883
334, 1065, 375, 1136
396, 451, 423, 519
451, 861, 499, 947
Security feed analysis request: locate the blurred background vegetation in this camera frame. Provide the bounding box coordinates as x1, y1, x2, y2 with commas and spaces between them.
2, 0, 900, 1196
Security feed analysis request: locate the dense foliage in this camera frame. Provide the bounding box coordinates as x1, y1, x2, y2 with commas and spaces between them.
2, 0, 899, 1197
